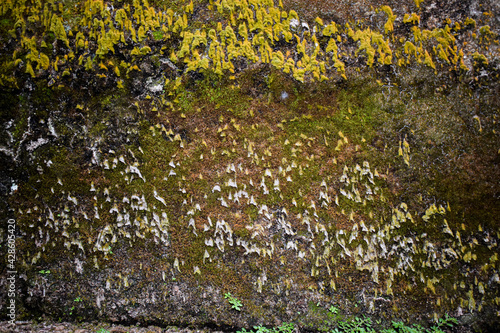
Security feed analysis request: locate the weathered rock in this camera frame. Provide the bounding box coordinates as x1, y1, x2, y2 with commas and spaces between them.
0, 0, 499, 332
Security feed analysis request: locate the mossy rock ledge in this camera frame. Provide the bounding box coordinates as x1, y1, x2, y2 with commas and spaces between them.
1, 0, 499, 332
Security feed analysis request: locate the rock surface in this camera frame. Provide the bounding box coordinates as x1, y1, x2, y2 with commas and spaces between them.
0, 0, 499, 332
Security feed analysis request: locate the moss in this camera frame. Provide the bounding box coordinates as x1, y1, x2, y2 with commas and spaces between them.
152, 29, 163, 40
1, 0, 499, 329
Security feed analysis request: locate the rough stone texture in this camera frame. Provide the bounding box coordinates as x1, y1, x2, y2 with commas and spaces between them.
0, 320, 216, 333
0, 0, 499, 332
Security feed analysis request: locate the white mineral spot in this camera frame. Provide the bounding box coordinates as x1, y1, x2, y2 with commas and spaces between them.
188, 218, 197, 236
215, 236, 225, 252
67, 194, 78, 205
289, 18, 299, 29
174, 258, 180, 272
109, 204, 119, 214
219, 197, 228, 207
273, 178, 280, 191
154, 190, 167, 206
27, 138, 49, 152
260, 177, 268, 194
286, 241, 297, 251
129, 165, 145, 182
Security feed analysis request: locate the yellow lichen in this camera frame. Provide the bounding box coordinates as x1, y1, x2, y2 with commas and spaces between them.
271, 50, 284, 69
403, 13, 420, 25
25, 61, 35, 77
423, 49, 435, 69
37, 53, 50, 70
322, 22, 338, 37
414, 0, 424, 9
472, 52, 488, 66
140, 46, 152, 55
49, 14, 69, 47
380, 6, 396, 34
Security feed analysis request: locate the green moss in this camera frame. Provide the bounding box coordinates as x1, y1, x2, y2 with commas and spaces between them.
152, 29, 163, 40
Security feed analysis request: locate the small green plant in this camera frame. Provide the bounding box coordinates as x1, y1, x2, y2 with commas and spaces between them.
329, 305, 339, 314
328, 314, 459, 333
38, 270, 51, 274
96, 329, 110, 333
431, 314, 458, 333
383, 321, 424, 333
333, 316, 374, 333
224, 292, 243, 311
152, 30, 164, 40
237, 322, 295, 333
68, 297, 84, 316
